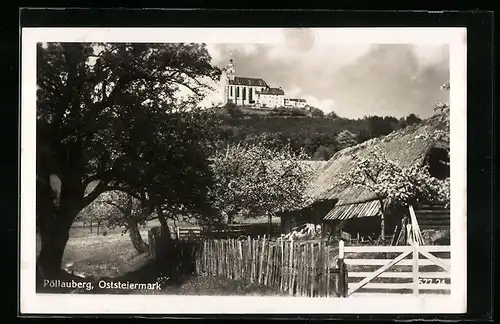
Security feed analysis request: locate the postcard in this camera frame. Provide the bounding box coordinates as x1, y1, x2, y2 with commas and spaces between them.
20, 26, 467, 314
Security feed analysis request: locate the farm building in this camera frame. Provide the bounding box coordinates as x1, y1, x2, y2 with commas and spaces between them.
283, 112, 450, 242
277, 160, 331, 234
278, 198, 337, 235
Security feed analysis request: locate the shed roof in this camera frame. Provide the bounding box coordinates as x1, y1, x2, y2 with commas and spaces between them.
323, 199, 385, 221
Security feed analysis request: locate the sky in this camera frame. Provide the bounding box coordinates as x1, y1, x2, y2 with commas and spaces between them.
202, 29, 450, 119
43, 29, 450, 119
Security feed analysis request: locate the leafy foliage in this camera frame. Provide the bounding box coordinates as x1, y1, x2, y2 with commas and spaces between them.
420, 81, 450, 146
335, 145, 450, 207
434, 82, 451, 114
85, 191, 147, 231
404, 113, 422, 126
37, 42, 220, 211
336, 130, 358, 150
36, 42, 222, 272
308, 106, 325, 117
312, 145, 337, 161
269, 106, 309, 117
216, 112, 421, 161
209, 142, 313, 223
326, 111, 340, 119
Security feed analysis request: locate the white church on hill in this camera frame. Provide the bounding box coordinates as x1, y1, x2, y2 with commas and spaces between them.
219, 58, 306, 109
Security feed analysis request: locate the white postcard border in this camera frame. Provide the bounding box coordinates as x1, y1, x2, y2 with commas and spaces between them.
20, 27, 467, 314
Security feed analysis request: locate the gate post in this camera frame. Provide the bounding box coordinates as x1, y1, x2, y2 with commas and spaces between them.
412, 242, 419, 296
337, 240, 348, 297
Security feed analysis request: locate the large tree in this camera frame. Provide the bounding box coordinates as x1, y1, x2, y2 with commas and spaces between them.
36, 42, 221, 277
101, 191, 151, 253
335, 129, 358, 150
209, 142, 313, 234
335, 146, 450, 240
76, 190, 154, 253
336, 147, 450, 208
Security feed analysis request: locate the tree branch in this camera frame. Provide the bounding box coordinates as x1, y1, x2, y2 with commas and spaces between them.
363, 169, 378, 185
105, 200, 129, 215
80, 180, 109, 209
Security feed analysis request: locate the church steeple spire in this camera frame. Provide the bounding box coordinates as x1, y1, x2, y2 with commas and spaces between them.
226, 57, 235, 81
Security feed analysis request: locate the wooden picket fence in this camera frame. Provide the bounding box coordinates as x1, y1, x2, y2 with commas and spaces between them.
195, 236, 347, 297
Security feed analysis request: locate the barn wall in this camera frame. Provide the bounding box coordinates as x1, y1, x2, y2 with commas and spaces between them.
279, 199, 337, 235
280, 216, 294, 233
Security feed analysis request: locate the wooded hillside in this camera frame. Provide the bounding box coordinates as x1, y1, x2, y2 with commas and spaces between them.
216, 108, 423, 160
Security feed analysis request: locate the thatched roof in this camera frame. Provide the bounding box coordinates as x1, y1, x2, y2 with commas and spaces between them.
300, 160, 329, 174
305, 113, 450, 207
263, 160, 327, 178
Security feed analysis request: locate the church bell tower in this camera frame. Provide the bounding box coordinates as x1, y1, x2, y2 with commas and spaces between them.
222, 57, 235, 105
227, 58, 235, 81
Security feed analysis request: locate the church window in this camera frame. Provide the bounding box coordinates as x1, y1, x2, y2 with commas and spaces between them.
236, 87, 239, 98
242, 87, 246, 100
230, 86, 233, 96
249, 87, 253, 101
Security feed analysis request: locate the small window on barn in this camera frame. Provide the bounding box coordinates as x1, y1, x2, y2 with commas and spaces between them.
424, 144, 450, 180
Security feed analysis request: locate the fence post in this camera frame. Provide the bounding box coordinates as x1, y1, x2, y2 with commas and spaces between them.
412, 242, 419, 296
337, 240, 348, 297
265, 239, 271, 285
148, 229, 154, 259
326, 244, 330, 297
280, 238, 284, 291
259, 235, 266, 284
289, 238, 294, 295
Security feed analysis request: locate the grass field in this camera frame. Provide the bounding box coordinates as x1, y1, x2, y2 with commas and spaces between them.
36, 223, 155, 279
36, 218, 284, 296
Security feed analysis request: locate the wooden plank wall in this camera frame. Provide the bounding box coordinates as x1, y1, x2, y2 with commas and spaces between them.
414, 206, 450, 230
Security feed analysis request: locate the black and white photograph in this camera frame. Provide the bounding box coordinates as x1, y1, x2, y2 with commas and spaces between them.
21, 27, 467, 314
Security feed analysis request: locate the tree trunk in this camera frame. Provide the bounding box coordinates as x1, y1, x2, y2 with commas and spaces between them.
89, 219, 93, 233
380, 213, 385, 241
268, 214, 272, 237
126, 220, 149, 254
379, 199, 386, 241
390, 224, 402, 246
402, 217, 409, 245
37, 205, 79, 279
227, 212, 234, 225
97, 220, 100, 235
156, 206, 168, 226
37, 170, 91, 282
158, 213, 167, 226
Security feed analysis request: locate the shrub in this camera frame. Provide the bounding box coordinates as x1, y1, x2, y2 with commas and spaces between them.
290, 108, 308, 116
227, 105, 243, 118
421, 229, 450, 245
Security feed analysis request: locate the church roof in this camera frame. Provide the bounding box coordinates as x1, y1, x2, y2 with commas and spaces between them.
260, 88, 285, 96
287, 98, 307, 103
229, 76, 269, 87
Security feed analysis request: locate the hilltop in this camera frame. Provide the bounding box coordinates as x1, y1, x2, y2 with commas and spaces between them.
214, 105, 424, 161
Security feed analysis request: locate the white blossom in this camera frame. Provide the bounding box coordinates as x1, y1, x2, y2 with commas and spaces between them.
335, 147, 450, 208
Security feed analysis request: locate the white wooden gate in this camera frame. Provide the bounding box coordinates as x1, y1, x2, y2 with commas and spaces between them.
342, 244, 451, 296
